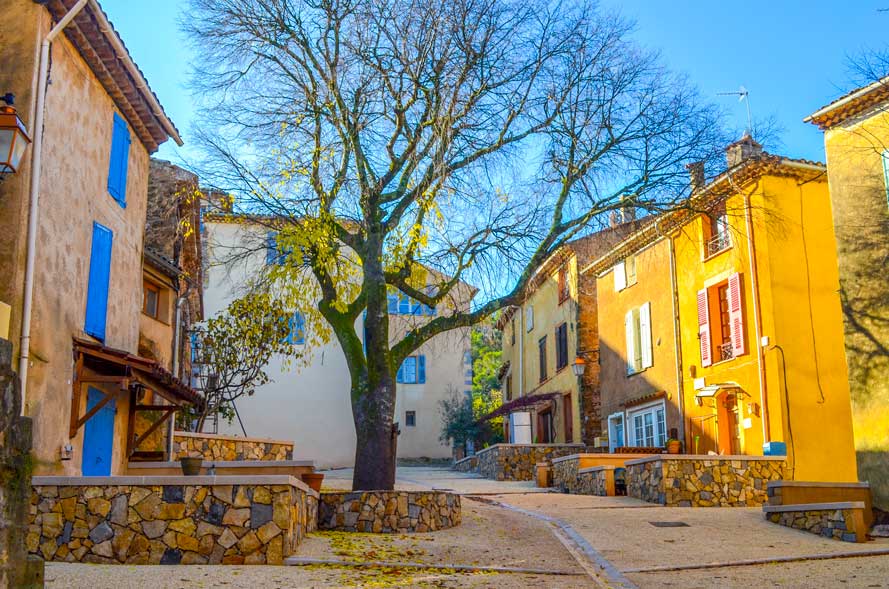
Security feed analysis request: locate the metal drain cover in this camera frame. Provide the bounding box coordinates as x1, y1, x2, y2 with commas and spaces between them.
649, 521, 690, 528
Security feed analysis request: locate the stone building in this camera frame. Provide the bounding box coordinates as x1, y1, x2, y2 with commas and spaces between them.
0, 0, 200, 477
202, 213, 474, 468
495, 220, 643, 447
583, 137, 859, 484
806, 80, 889, 509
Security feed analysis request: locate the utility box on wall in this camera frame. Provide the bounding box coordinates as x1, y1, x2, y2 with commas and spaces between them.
509, 412, 532, 444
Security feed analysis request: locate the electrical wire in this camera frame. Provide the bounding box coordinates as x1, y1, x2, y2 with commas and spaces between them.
797, 184, 827, 404
768, 344, 795, 480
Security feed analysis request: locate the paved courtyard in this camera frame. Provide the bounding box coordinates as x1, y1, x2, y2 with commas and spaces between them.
46, 466, 889, 588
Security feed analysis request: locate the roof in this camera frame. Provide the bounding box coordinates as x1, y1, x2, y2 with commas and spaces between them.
44, 0, 182, 152
805, 75, 889, 130
580, 153, 827, 277
143, 247, 182, 281
74, 338, 204, 409
476, 391, 562, 422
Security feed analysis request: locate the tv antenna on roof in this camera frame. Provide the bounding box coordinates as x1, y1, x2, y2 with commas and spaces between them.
717, 86, 753, 135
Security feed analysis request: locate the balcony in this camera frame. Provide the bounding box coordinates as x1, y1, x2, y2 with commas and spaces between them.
705, 231, 732, 257
718, 342, 735, 362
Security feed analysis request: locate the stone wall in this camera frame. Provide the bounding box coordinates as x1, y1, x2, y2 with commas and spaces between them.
453, 455, 478, 473
627, 456, 785, 507
552, 456, 579, 492
476, 444, 585, 481
764, 503, 866, 543
576, 467, 612, 496
318, 491, 460, 533
173, 432, 293, 462
29, 476, 317, 565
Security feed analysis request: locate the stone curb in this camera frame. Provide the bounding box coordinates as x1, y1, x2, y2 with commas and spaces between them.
285, 556, 582, 576
762, 501, 865, 513
622, 548, 889, 574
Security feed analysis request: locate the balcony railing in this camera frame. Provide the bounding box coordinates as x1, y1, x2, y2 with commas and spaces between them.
718, 342, 734, 362
706, 231, 732, 257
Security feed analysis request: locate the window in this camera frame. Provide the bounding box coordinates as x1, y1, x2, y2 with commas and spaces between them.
563, 395, 573, 442
697, 273, 746, 367
107, 112, 131, 207
286, 312, 305, 345
624, 302, 652, 375
142, 281, 160, 319
704, 200, 731, 257
558, 266, 570, 303
538, 336, 548, 383
555, 323, 568, 371
405, 411, 416, 427
613, 255, 636, 291
629, 403, 666, 447
525, 306, 534, 332
266, 232, 287, 265
387, 291, 435, 316
396, 355, 426, 384
85, 222, 113, 341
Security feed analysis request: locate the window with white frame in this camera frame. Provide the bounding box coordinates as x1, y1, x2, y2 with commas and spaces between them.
624, 302, 652, 375
628, 402, 666, 447
613, 254, 637, 292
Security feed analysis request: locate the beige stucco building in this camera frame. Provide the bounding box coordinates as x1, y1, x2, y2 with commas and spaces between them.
203, 216, 473, 468
0, 0, 194, 476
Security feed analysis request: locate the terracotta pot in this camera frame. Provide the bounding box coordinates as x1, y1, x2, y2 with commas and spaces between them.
666, 441, 681, 455
179, 457, 203, 476
301, 472, 324, 492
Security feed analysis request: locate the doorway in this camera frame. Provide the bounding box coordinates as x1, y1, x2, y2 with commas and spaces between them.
717, 393, 742, 455
82, 387, 115, 476
536, 408, 553, 443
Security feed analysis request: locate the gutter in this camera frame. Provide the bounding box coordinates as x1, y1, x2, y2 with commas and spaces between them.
18, 0, 90, 414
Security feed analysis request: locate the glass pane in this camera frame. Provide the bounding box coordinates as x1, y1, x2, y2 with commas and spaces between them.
634, 415, 644, 445
403, 356, 417, 383
644, 412, 654, 446
656, 408, 666, 446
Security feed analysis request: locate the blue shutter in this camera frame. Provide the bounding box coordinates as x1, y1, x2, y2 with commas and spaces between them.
418, 355, 426, 384
396, 361, 405, 383
398, 294, 411, 314
107, 113, 130, 207
266, 232, 278, 265
84, 222, 113, 341
387, 293, 398, 314
293, 312, 305, 345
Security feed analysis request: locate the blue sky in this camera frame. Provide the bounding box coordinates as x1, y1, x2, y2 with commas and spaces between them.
102, 0, 888, 164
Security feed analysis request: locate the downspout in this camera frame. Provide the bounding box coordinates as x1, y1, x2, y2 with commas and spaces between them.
743, 191, 770, 443
667, 233, 686, 446
18, 0, 90, 415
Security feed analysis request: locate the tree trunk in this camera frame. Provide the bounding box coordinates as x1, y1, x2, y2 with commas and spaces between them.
351, 380, 397, 490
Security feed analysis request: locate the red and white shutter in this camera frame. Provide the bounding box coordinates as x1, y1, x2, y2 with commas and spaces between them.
697, 288, 712, 367
728, 272, 746, 357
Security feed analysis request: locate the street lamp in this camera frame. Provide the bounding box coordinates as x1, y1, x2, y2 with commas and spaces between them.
0, 93, 31, 175
571, 356, 586, 377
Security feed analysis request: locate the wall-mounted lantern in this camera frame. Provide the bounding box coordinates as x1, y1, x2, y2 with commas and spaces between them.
0, 93, 32, 175
571, 356, 586, 377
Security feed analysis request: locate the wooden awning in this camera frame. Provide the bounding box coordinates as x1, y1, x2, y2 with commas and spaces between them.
70, 338, 204, 456
477, 392, 563, 422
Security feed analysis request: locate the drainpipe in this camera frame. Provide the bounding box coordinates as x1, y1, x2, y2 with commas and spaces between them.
18, 0, 90, 414
743, 191, 770, 443
667, 233, 686, 446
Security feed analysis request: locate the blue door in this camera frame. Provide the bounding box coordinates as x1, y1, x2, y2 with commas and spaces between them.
82, 387, 115, 476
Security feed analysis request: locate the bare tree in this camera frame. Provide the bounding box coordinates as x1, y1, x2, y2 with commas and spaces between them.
184, 0, 726, 490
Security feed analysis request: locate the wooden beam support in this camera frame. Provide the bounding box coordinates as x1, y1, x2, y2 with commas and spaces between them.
69, 352, 84, 439
125, 388, 137, 458
72, 388, 115, 436
129, 408, 176, 457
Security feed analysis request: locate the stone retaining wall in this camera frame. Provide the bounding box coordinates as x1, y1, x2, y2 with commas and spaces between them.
626, 456, 785, 507
173, 432, 293, 461
476, 444, 585, 481
453, 456, 478, 473
552, 456, 579, 492
763, 503, 866, 542
29, 476, 317, 565
318, 491, 460, 533
576, 467, 612, 496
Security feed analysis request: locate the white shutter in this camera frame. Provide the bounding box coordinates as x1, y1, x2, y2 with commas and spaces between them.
614, 262, 627, 291
640, 302, 653, 369
525, 306, 534, 332
728, 273, 746, 357
697, 288, 712, 367
625, 309, 636, 374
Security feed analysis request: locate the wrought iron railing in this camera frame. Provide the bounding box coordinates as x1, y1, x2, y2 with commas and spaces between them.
706, 231, 731, 256
718, 342, 734, 362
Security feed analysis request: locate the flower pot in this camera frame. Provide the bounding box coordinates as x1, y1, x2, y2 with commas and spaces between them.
301, 472, 324, 492
666, 441, 681, 455
179, 457, 203, 476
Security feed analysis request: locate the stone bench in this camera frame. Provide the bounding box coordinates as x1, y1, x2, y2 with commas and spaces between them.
552, 453, 653, 493
766, 481, 873, 528
30, 475, 318, 565
126, 460, 315, 478
318, 490, 460, 533
763, 502, 868, 543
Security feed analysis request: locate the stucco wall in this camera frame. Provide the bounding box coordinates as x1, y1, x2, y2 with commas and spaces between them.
138, 262, 177, 369
204, 221, 468, 468
0, 3, 152, 476
822, 114, 889, 509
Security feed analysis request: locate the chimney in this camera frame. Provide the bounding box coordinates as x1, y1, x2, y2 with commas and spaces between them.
686, 161, 705, 192
725, 133, 763, 168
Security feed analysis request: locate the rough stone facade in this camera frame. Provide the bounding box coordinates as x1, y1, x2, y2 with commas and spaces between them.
476, 444, 585, 481
173, 432, 293, 462
28, 477, 317, 565
552, 456, 579, 492
318, 491, 460, 533
453, 456, 478, 473
576, 468, 610, 496
0, 339, 42, 586
627, 456, 785, 507
765, 506, 864, 543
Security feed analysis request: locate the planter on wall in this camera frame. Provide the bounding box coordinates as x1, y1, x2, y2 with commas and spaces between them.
301, 472, 324, 492
179, 457, 203, 476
